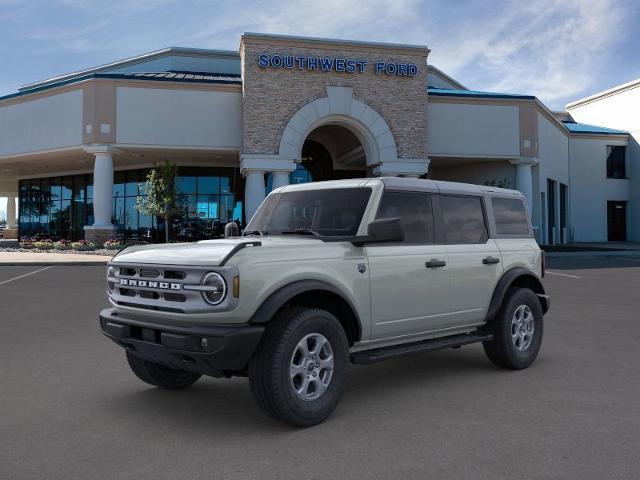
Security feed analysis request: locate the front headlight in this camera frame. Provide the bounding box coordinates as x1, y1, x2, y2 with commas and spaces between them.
107, 266, 117, 293
200, 272, 227, 305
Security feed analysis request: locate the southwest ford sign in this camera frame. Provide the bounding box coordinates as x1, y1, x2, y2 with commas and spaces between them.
257, 54, 418, 77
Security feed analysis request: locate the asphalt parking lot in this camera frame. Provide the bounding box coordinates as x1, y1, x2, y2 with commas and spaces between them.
1, 257, 640, 479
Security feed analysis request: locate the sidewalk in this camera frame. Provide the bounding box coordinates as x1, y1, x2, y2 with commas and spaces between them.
0, 251, 113, 266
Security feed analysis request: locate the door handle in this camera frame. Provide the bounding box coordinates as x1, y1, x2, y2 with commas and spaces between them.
425, 259, 447, 268
482, 256, 500, 265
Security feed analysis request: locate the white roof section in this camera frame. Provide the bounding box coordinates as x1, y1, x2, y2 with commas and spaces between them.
19, 47, 240, 92
566, 78, 640, 109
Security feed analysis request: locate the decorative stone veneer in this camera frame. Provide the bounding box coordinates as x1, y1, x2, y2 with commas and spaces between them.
240, 35, 429, 163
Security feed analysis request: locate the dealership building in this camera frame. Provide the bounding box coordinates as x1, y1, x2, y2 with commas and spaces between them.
0, 33, 637, 244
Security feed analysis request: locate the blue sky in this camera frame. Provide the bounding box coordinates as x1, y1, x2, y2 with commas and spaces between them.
1, 0, 639, 216
1, 0, 639, 108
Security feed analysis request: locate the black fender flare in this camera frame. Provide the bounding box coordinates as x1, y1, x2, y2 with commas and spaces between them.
248, 279, 363, 340
485, 267, 549, 322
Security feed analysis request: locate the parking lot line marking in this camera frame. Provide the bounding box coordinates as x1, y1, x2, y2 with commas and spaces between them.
546, 271, 581, 279
0, 266, 52, 287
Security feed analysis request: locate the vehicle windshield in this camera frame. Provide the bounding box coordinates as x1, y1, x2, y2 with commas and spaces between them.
244, 187, 372, 237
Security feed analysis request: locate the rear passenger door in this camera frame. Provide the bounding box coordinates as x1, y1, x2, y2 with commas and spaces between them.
438, 194, 502, 326
366, 191, 452, 340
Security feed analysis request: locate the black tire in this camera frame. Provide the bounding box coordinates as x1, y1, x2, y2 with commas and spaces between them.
126, 352, 202, 389
483, 287, 544, 369
249, 307, 349, 427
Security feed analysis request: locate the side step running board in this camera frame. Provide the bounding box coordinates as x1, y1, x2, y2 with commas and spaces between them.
351, 332, 493, 365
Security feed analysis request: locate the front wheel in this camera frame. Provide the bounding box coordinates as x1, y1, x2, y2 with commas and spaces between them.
483, 287, 544, 369
249, 307, 349, 427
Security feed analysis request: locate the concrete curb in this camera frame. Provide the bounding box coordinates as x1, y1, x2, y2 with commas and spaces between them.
0, 261, 110, 266
544, 250, 640, 258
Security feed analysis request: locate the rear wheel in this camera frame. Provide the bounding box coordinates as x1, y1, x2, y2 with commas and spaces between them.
249, 307, 349, 427
126, 352, 201, 389
483, 288, 544, 369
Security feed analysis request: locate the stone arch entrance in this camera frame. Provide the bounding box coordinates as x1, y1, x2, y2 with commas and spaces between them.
278, 86, 398, 170
241, 86, 428, 219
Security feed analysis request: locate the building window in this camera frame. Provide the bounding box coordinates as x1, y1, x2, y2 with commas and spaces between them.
18, 167, 245, 242
606, 146, 626, 179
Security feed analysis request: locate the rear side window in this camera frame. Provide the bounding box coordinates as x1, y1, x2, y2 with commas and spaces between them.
376, 191, 434, 243
440, 195, 488, 244
492, 197, 530, 236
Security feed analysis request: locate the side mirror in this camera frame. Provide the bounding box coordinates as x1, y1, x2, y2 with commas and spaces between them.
362, 217, 404, 244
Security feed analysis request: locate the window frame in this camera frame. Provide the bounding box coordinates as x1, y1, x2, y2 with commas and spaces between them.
606, 145, 627, 179
485, 194, 533, 239
373, 189, 441, 245
438, 193, 490, 245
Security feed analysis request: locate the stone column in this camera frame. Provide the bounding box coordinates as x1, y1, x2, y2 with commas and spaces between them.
2, 195, 18, 240
510, 158, 538, 217
244, 170, 266, 222
271, 171, 290, 190
84, 145, 118, 245
241, 154, 295, 222
6, 195, 16, 229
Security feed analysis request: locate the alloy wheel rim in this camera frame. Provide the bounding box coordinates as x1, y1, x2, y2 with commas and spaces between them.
511, 304, 535, 351
289, 333, 334, 401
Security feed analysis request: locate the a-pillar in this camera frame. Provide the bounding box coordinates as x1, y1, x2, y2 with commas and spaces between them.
84, 145, 118, 245
509, 158, 538, 217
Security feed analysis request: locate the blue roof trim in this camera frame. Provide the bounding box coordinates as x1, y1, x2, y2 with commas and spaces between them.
428, 87, 536, 100
562, 121, 628, 135
0, 72, 242, 102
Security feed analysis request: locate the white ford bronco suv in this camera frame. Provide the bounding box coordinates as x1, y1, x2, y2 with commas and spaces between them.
100, 178, 549, 426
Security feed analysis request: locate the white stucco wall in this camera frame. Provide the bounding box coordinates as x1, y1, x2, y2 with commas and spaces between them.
116, 87, 242, 149
0, 90, 83, 157
430, 161, 515, 187
568, 136, 629, 242
567, 85, 640, 241
427, 102, 520, 157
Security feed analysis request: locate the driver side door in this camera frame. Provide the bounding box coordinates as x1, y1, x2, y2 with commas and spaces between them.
366, 191, 452, 340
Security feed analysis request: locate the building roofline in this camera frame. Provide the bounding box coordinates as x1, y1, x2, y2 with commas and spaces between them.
2, 72, 241, 104
428, 88, 535, 100
427, 65, 467, 90
565, 78, 640, 109
241, 32, 430, 55
19, 47, 240, 92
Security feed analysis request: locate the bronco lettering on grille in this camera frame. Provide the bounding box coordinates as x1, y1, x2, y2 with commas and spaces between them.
119, 279, 181, 290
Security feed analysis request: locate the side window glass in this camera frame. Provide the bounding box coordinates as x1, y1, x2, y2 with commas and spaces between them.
492, 197, 530, 236
440, 195, 488, 244
375, 192, 434, 243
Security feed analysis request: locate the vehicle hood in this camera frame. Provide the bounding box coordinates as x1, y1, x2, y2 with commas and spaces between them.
111, 236, 325, 266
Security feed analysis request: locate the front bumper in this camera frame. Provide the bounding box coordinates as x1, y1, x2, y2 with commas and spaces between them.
99, 308, 264, 377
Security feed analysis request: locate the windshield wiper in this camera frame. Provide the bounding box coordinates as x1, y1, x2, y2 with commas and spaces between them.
243, 230, 267, 236
280, 228, 321, 237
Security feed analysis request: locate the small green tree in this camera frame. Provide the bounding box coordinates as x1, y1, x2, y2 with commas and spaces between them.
136, 160, 178, 243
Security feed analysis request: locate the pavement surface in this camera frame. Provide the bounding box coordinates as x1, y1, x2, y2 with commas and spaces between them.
1, 257, 640, 479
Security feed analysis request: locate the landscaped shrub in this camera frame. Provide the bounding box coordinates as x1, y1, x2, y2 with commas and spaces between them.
70, 240, 97, 251
103, 239, 126, 250
33, 239, 54, 250
19, 237, 34, 249
53, 239, 73, 250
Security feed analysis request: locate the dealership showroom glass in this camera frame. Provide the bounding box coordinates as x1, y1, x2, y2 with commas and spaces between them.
0, 32, 637, 244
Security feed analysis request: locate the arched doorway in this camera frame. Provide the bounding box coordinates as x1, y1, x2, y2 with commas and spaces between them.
299, 124, 367, 183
